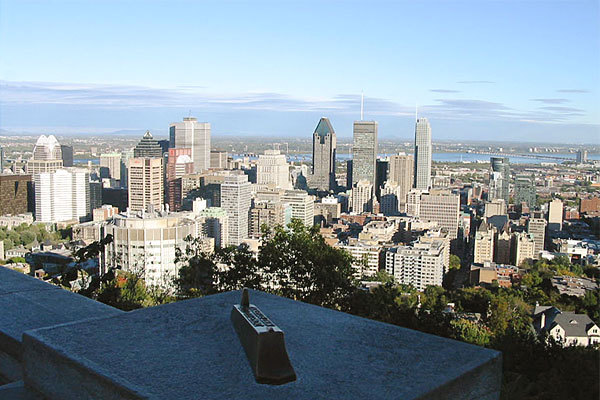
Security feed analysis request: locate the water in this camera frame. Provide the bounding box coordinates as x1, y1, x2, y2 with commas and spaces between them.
77, 152, 598, 166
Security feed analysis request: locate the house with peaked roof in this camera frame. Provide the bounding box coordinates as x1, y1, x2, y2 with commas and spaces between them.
533, 305, 600, 347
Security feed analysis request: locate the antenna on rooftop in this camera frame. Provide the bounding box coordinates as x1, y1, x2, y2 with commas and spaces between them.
360, 91, 364, 121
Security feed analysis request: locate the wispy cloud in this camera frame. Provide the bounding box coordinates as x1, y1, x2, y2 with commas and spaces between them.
0, 80, 591, 126
539, 106, 585, 114
456, 80, 495, 84
429, 89, 461, 93
557, 89, 589, 93
530, 98, 569, 104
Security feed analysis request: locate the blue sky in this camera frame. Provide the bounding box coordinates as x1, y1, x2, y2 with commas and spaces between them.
0, 0, 599, 143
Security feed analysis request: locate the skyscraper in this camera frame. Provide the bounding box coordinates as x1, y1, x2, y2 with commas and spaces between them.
388, 153, 414, 207
311, 117, 337, 191
27, 135, 63, 175
0, 174, 31, 216
256, 150, 292, 189
60, 145, 74, 167
166, 148, 194, 211
514, 174, 536, 207
133, 131, 163, 158
100, 153, 122, 181
128, 158, 164, 212
527, 217, 547, 258
169, 117, 211, 173
351, 180, 374, 214
352, 121, 378, 186
34, 168, 90, 223
221, 174, 252, 246
413, 118, 432, 190
548, 198, 563, 231
489, 157, 510, 205
282, 189, 315, 228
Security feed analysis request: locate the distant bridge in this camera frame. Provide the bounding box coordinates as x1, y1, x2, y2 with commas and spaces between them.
467, 151, 575, 162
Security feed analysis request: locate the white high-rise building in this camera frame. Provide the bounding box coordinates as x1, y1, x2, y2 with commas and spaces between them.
221, 174, 252, 246
548, 198, 563, 231
413, 118, 432, 190
388, 153, 414, 205
474, 221, 495, 264
528, 218, 547, 258
351, 180, 373, 214
169, 117, 211, 173
380, 182, 403, 216
282, 189, 315, 228
34, 168, 90, 223
256, 149, 292, 189
385, 239, 446, 290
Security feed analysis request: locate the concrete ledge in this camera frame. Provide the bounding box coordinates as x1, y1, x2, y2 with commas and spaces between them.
0, 267, 122, 382
23, 290, 502, 399
0, 381, 44, 400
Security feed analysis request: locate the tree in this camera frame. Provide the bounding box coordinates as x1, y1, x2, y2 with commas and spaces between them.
258, 219, 356, 308
450, 319, 492, 347
449, 254, 461, 270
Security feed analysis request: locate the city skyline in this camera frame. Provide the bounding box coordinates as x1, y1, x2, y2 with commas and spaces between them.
0, 0, 598, 143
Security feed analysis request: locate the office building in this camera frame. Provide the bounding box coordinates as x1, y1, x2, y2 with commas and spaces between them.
0, 174, 31, 216
474, 221, 495, 264
249, 200, 291, 238
352, 121, 378, 185
314, 196, 341, 225
100, 153, 122, 181
494, 228, 512, 265
351, 180, 373, 214
89, 181, 102, 211
380, 182, 403, 216
388, 153, 413, 205
157, 140, 170, 156
385, 239, 446, 290
133, 131, 163, 158
0, 146, 4, 171
210, 150, 228, 169
411, 192, 460, 239
256, 149, 291, 189
336, 239, 381, 278
548, 198, 563, 231
169, 117, 211, 173
27, 135, 63, 175
413, 118, 432, 190
103, 210, 202, 287
528, 218, 547, 257
92, 205, 119, 222
512, 232, 535, 266
514, 174, 536, 207
197, 207, 229, 248
484, 199, 507, 218
60, 145, 73, 167
375, 159, 388, 200
128, 158, 164, 212
311, 117, 337, 191
34, 168, 90, 223
221, 174, 252, 246
166, 149, 194, 212
576, 150, 588, 164
489, 157, 510, 205
282, 189, 315, 228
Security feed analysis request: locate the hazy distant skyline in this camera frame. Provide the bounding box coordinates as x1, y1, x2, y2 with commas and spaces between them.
0, 0, 598, 143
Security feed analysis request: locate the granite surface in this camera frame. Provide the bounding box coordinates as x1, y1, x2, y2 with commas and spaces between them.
23, 289, 502, 399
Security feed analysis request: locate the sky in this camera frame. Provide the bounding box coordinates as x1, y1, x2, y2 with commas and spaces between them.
0, 0, 599, 143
